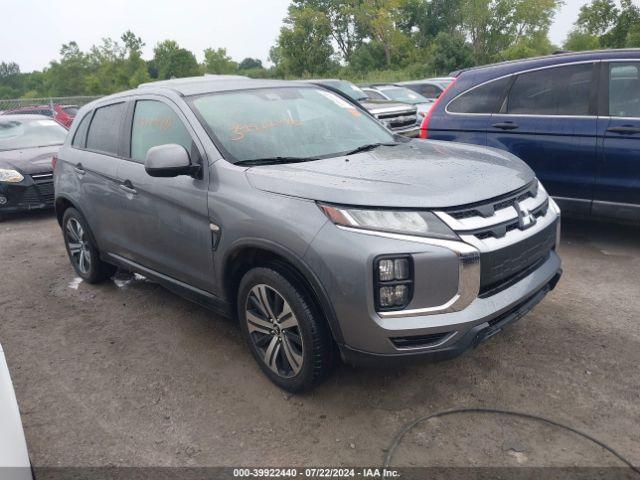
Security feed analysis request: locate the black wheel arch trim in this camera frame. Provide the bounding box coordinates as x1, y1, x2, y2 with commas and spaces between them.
55, 194, 102, 250
222, 238, 344, 344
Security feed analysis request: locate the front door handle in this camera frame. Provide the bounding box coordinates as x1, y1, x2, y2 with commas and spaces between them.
492, 122, 519, 130
119, 181, 137, 195
73, 163, 85, 176
606, 125, 640, 135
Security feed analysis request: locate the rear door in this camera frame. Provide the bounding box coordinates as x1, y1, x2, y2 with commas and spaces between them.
593, 61, 640, 221
487, 63, 598, 214
116, 96, 213, 291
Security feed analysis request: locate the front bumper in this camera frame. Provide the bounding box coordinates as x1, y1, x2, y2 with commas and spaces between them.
340, 266, 562, 366
0, 174, 54, 213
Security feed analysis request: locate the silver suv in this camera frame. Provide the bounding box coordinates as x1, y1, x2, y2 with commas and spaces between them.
54, 77, 562, 392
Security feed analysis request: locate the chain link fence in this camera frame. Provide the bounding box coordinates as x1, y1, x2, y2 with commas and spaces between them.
0, 96, 102, 115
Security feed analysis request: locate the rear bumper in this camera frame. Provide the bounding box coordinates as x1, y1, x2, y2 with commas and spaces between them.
340, 268, 562, 366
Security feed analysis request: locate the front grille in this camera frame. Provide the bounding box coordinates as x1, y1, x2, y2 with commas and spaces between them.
376, 112, 418, 130
390, 331, 453, 349
31, 172, 54, 183
479, 222, 556, 296
446, 181, 538, 220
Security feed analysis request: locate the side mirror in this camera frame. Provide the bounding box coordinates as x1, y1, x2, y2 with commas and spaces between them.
145, 144, 199, 178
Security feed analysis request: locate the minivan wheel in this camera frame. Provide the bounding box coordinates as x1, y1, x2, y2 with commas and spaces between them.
62, 207, 116, 284
237, 267, 334, 392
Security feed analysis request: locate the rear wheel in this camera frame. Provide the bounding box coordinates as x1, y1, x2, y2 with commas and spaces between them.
62, 207, 116, 283
237, 266, 334, 392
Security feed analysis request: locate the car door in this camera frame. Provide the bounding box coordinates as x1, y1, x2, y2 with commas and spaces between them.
593, 61, 640, 221
487, 63, 598, 215
67, 102, 129, 253
116, 96, 214, 292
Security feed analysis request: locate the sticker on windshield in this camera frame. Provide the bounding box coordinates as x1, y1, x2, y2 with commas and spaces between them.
317, 91, 361, 117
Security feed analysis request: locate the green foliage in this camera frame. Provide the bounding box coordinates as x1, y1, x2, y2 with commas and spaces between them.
238, 58, 263, 70
430, 31, 475, 73
567, 0, 640, 50
204, 48, 238, 74
153, 40, 200, 79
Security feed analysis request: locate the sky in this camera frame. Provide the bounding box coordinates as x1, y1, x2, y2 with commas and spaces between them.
1, 0, 590, 73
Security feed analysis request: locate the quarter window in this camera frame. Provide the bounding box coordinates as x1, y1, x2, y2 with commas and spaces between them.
448, 77, 511, 114
609, 63, 640, 118
507, 64, 593, 116
71, 112, 92, 148
86, 102, 125, 155
130, 100, 194, 163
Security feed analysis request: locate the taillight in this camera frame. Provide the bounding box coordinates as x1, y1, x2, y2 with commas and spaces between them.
52, 155, 58, 169
419, 78, 457, 139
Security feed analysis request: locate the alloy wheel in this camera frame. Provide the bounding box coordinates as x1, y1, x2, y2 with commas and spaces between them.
245, 284, 304, 378
66, 217, 92, 275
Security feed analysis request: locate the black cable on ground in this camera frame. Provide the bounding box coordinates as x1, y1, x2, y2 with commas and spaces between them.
384, 407, 640, 476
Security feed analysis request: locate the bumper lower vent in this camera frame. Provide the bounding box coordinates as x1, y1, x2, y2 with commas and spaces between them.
390, 331, 453, 350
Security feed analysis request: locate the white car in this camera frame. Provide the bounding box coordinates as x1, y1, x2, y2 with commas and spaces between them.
0, 343, 31, 480
361, 84, 435, 117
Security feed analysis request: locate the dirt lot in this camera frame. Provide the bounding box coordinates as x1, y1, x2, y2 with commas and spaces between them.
0, 211, 639, 469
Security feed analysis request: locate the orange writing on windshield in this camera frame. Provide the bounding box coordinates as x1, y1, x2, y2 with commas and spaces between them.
230, 118, 302, 141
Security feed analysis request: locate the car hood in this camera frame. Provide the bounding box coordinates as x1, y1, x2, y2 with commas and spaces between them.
0, 145, 59, 174
246, 140, 535, 208
360, 99, 416, 114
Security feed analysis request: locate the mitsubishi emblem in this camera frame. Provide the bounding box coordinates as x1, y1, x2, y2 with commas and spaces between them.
514, 202, 535, 229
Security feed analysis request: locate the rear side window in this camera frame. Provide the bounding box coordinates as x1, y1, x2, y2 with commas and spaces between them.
71, 112, 92, 148
507, 64, 593, 116
447, 77, 511, 114
416, 84, 441, 98
609, 63, 640, 118
86, 103, 125, 155
130, 100, 194, 163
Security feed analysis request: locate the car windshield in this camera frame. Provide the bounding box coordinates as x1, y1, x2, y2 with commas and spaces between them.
0, 118, 67, 151
189, 87, 395, 163
326, 81, 369, 102
63, 106, 78, 115
380, 87, 430, 104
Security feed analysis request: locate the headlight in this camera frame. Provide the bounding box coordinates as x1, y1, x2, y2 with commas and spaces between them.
319, 204, 458, 240
0, 169, 24, 183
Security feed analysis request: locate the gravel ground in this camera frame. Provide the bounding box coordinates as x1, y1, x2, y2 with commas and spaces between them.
0, 211, 638, 470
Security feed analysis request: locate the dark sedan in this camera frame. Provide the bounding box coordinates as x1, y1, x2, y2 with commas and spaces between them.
0, 115, 67, 215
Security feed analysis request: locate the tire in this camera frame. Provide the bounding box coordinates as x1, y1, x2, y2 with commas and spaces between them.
62, 207, 116, 284
237, 266, 335, 392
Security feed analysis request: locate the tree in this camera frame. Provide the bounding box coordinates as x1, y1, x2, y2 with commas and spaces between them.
204, 47, 238, 74
569, 0, 640, 49
430, 31, 475, 74
153, 40, 200, 79
238, 57, 263, 70
275, 5, 336, 76
575, 0, 619, 36
564, 31, 600, 51
45, 42, 91, 96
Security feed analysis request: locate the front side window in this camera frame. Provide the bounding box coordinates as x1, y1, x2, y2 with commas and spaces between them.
0, 117, 67, 151
131, 100, 194, 163
189, 87, 394, 163
447, 76, 511, 114
609, 63, 640, 118
507, 64, 593, 116
86, 102, 125, 155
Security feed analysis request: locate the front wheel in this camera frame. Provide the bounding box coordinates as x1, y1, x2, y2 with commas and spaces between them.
237, 266, 335, 392
62, 207, 116, 283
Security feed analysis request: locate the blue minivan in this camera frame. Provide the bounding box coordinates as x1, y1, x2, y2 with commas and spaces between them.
421, 49, 640, 223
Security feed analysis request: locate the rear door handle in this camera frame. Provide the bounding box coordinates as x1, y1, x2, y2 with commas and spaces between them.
73, 163, 85, 175
606, 125, 640, 135
492, 122, 519, 130
119, 181, 137, 195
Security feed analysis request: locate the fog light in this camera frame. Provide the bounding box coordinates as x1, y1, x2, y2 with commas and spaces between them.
375, 255, 413, 311
0, 195, 7, 205
379, 285, 409, 307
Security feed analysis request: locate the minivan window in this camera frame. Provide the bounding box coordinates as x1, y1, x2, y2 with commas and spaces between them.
447, 76, 511, 114
190, 87, 394, 163
131, 100, 194, 163
507, 64, 593, 116
609, 63, 640, 118
71, 112, 92, 148
86, 102, 125, 156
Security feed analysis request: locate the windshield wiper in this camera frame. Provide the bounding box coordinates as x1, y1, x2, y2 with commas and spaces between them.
344, 142, 399, 156
235, 156, 319, 166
